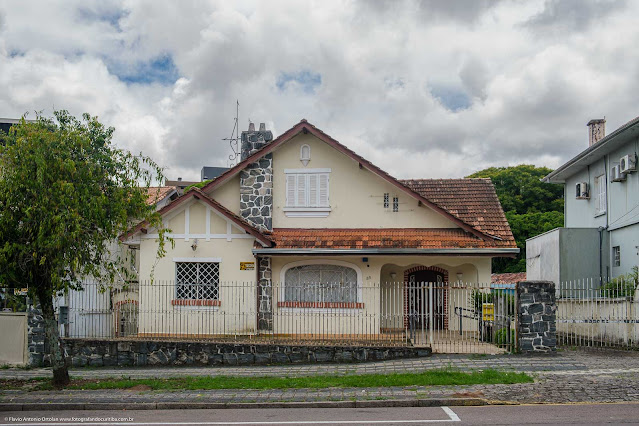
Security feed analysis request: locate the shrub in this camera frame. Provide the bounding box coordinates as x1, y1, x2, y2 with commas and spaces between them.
600, 266, 639, 298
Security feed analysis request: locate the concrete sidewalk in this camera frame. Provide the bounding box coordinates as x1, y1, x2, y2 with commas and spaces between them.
2, 349, 639, 409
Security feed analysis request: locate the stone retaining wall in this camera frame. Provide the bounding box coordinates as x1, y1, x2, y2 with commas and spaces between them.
57, 339, 432, 367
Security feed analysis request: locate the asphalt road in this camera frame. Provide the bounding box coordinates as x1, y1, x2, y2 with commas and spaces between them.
2, 403, 639, 425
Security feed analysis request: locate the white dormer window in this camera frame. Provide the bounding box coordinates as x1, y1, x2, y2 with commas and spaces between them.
300, 144, 311, 166
284, 168, 331, 217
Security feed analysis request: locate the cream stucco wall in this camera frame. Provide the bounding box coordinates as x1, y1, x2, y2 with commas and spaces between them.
137, 198, 261, 337
209, 176, 240, 214
269, 255, 491, 335
271, 133, 459, 229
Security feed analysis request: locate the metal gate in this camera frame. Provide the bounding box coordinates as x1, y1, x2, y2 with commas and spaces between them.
403, 281, 517, 354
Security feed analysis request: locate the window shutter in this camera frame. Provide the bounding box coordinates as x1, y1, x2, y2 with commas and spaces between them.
296, 174, 307, 207
319, 174, 329, 207
286, 175, 296, 207
308, 174, 318, 207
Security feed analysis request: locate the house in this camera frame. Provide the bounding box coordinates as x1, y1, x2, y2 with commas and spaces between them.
122, 120, 518, 341
57, 186, 178, 339
527, 117, 639, 287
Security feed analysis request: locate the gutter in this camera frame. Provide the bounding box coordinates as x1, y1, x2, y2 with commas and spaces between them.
543, 116, 639, 183
252, 248, 520, 256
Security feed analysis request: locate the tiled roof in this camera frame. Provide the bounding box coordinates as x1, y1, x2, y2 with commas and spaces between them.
400, 179, 516, 246
269, 228, 514, 250
491, 272, 526, 284
199, 119, 493, 241
144, 186, 176, 205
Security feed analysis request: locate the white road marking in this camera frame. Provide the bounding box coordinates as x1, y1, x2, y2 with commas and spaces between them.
441, 406, 461, 422
0, 406, 461, 425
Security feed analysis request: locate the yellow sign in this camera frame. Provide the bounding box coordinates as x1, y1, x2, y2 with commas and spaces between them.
482, 303, 495, 321
240, 262, 255, 271
14, 288, 28, 296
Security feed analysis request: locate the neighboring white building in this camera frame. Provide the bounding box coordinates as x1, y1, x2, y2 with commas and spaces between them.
527, 117, 639, 286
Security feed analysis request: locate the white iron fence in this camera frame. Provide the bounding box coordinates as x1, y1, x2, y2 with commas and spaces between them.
48, 280, 517, 352
557, 276, 639, 348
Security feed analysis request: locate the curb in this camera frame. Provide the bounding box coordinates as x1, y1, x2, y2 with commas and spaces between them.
0, 398, 489, 412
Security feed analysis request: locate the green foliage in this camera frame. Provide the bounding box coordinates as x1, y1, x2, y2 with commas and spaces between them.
600, 266, 639, 298
39, 369, 533, 391
467, 165, 565, 273
0, 112, 170, 384
467, 164, 563, 214
184, 179, 212, 193
495, 327, 515, 346
0, 112, 169, 294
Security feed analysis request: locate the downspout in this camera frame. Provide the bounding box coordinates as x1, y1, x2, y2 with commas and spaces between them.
598, 226, 606, 286
255, 254, 260, 335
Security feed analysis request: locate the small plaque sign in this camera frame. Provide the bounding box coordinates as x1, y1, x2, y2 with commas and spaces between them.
482, 303, 495, 322
240, 262, 255, 271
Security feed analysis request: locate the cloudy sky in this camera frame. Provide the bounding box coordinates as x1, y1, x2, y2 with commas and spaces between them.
1, 0, 637, 181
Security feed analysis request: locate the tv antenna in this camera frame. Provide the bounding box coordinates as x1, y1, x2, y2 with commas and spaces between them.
223, 100, 240, 166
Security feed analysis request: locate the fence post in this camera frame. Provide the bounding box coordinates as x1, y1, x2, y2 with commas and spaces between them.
517, 281, 557, 354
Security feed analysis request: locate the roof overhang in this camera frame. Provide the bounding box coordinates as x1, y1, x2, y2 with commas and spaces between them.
543, 116, 639, 183
121, 188, 274, 247
252, 248, 519, 257
201, 120, 496, 242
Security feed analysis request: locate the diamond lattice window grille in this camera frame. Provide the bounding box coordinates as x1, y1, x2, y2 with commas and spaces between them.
176, 262, 219, 300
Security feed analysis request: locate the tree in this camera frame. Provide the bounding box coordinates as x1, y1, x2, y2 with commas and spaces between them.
0, 112, 168, 386
467, 165, 564, 273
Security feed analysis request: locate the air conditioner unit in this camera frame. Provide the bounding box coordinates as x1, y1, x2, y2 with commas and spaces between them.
610, 164, 626, 182
575, 182, 589, 199
620, 154, 637, 174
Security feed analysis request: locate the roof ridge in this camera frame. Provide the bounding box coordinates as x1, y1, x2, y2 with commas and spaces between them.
197, 119, 497, 242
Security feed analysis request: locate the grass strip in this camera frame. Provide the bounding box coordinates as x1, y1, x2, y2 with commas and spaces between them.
61, 369, 532, 391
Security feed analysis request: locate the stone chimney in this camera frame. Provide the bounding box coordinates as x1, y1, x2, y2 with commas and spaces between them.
241, 122, 273, 161
239, 122, 273, 232
587, 118, 606, 146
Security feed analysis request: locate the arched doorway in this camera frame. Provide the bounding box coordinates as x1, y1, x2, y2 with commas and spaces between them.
403, 266, 448, 330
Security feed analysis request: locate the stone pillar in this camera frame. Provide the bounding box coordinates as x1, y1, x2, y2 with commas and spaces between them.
27, 300, 47, 366
240, 123, 274, 232
257, 257, 273, 331
517, 281, 557, 353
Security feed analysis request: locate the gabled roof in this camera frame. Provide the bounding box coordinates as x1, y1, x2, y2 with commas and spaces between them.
400, 179, 516, 244
543, 115, 639, 183
144, 186, 178, 206
122, 188, 273, 247
258, 228, 518, 254
200, 119, 500, 242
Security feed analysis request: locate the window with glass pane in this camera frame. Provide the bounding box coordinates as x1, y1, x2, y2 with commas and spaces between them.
284, 264, 358, 303
175, 262, 219, 300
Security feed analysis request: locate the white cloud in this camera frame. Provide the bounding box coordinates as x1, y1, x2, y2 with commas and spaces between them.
1, 0, 638, 181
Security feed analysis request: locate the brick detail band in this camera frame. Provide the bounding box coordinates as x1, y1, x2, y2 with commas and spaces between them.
171, 299, 221, 306
277, 301, 364, 309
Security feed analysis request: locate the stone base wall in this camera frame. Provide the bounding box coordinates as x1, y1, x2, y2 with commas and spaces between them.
257, 257, 273, 331
56, 339, 432, 367
26, 301, 46, 367
517, 281, 557, 353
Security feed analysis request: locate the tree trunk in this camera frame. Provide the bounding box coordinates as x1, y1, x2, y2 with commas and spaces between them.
36, 286, 70, 387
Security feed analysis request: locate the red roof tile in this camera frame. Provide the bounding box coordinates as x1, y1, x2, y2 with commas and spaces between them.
269, 228, 515, 250
491, 272, 526, 284
144, 186, 176, 206
400, 179, 516, 247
